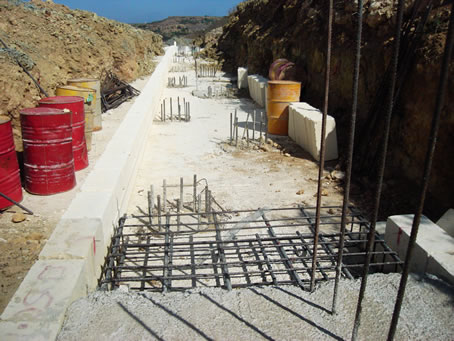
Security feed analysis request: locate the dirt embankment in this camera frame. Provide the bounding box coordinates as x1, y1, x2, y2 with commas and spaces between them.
0, 0, 164, 148
218, 0, 453, 219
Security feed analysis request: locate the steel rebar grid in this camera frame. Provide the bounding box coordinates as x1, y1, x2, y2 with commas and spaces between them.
387, 4, 454, 340
351, 0, 405, 339
311, 0, 333, 292
100, 207, 403, 292
332, 0, 363, 315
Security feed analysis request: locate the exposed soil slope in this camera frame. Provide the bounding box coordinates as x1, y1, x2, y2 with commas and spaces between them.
0, 0, 163, 148
218, 0, 453, 219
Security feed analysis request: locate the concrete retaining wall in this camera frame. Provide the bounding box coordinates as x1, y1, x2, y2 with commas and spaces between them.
385, 214, 454, 285
0, 46, 176, 340
247, 74, 267, 107
437, 208, 454, 238
288, 102, 338, 161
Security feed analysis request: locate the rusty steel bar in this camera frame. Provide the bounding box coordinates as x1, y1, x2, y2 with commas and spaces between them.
387, 4, 454, 340
310, 0, 333, 292
352, 0, 405, 339
332, 0, 363, 314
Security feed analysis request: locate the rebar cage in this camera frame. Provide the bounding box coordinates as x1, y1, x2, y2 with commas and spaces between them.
99, 206, 402, 292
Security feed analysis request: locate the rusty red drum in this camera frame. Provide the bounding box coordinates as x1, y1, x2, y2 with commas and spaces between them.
0, 117, 22, 209
38, 96, 88, 171
20, 107, 76, 195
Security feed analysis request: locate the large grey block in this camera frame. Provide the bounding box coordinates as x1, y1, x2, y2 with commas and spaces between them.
385, 214, 454, 285
288, 102, 338, 161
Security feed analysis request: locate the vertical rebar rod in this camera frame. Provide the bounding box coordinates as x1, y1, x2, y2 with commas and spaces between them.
205, 186, 209, 213
193, 174, 197, 212
265, 113, 268, 143
163, 179, 167, 212
310, 0, 333, 292
235, 116, 239, 147
197, 194, 202, 230
161, 103, 163, 121
190, 235, 196, 288
157, 195, 162, 231
387, 4, 454, 341
179, 177, 184, 212
230, 112, 233, 145
213, 214, 232, 291
178, 97, 180, 115
170, 97, 173, 120
259, 111, 263, 143
332, 0, 363, 314
163, 213, 170, 292
253, 110, 256, 140
176, 199, 181, 232
163, 99, 166, 120
148, 187, 153, 227
352, 0, 405, 339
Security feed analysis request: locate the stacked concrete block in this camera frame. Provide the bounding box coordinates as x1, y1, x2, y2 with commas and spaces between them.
436, 208, 454, 238
385, 214, 454, 285
237, 67, 248, 89
247, 74, 268, 107
288, 102, 338, 161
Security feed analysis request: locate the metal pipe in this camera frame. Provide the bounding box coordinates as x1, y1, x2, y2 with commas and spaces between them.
0, 192, 33, 215
332, 0, 363, 314
387, 4, 454, 340
310, 0, 333, 292
352, 0, 405, 339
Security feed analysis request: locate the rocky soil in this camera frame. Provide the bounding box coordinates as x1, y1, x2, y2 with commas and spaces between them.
217, 0, 454, 220
0, 0, 163, 149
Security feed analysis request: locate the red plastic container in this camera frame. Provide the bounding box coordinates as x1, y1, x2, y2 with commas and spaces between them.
20, 107, 76, 195
38, 96, 88, 171
0, 117, 22, 209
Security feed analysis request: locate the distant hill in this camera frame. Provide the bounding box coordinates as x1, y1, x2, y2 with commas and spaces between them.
133, 16, 227, 44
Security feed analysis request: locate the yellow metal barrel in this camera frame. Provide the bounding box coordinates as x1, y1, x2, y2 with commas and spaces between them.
67, 78, 102, 131
56, 85, 95, 151
266, 80, 301, 135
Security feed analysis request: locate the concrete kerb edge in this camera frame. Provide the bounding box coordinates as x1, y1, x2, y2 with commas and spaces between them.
0, 46, 176, 340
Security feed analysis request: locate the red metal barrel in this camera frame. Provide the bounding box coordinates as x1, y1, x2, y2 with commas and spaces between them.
20, 107, 76, 195
38, 96, 88, 171
0, 117, 22, 209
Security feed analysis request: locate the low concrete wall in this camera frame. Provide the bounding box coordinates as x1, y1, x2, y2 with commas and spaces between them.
247, 74, 267, 107
385, 214, 454, 285
237, 67, 248, 89
288, 102, 338, 161
0, 46, 176, 340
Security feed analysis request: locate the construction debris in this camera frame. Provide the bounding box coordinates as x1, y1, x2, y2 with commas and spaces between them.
100, 71, 140, 112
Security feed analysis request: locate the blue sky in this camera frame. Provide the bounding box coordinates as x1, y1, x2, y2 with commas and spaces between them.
52, 0, 244, 24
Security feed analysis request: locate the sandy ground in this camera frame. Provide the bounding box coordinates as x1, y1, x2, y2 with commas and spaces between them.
57, 57, 454, 340
58, 273, 454, 341
0, 75, 151, 314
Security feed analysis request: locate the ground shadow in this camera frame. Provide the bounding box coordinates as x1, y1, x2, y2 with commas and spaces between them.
140, 294, 215, 341
117, 301, 164, 341
199, 293, 275, 341
249, 288, 344, 341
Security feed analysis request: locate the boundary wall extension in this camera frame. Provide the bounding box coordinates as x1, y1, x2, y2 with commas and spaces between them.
0, 46, 177, 341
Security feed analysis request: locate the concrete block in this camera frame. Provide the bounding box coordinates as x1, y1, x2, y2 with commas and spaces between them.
0, 321, 61, 341
62, 191, 119, 246
436, 208, 454, 238
288, 102, 338, 161
0, 260, 87, 339
237, 67, 248, 89
247, 74, 268, 107
39, 219, 106, 289
385, 214, 454, 285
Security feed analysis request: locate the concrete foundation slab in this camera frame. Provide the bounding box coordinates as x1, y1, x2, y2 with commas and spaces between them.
0, 260, 87, 340
288, 102, 338, 161
237, 67, 248, 89
436, 208, 454, 238
385, 214, 454, 285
